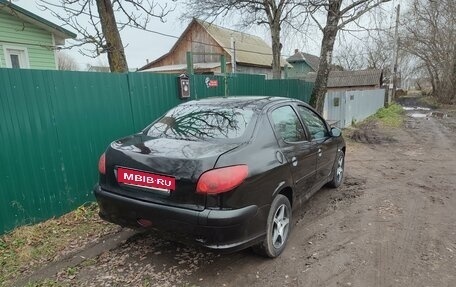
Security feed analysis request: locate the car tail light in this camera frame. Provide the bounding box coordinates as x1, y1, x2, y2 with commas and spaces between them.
196, 165, 248, 195
98, 153, 106, 175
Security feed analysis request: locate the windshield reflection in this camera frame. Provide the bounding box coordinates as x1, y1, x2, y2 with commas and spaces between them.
146, 105, 254, 140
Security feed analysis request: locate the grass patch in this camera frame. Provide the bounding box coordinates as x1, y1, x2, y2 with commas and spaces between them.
371, 103, 405, 128
0, 203, 118, 287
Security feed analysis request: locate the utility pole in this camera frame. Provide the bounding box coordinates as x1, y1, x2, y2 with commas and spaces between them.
231, 37, 237, 73
388, 4, 400, 105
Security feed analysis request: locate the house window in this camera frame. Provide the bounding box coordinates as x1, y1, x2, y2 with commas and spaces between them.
3, 46, 30, 69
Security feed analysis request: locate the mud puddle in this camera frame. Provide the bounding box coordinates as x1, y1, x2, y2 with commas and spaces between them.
349, 121, 396, 144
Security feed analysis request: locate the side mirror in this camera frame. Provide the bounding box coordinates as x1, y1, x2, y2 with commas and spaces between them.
330, 127, 342, 137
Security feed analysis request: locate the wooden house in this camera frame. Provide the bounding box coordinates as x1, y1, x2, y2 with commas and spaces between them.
138, 19, 286, 78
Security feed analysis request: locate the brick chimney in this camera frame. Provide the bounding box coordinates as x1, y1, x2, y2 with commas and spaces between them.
294, 49, 299, 54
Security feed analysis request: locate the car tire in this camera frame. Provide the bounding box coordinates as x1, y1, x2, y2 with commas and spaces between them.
253, 194, 292, 258
327, 150, 345, 188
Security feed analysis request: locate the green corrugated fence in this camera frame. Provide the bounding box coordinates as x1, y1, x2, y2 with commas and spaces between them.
0, 68, 313, 234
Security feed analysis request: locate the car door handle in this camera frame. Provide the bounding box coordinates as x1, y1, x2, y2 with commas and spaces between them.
318, 148, 322, 157
291, 156, 298, 166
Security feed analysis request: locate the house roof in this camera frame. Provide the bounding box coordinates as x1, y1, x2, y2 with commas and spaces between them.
197, 19, 286, 68
0, 0, 76, 40
305, 69, 383, 88
286, 50, 320, 71
139, 18, 286, 71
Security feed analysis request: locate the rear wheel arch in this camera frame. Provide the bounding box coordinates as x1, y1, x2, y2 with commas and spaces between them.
272, 182, 294, 208
278, 187, 293, 208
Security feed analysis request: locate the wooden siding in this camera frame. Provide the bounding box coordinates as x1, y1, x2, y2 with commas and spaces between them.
237, 65, 274, 79
0, 9, 56, 70
151, 22, 232, 70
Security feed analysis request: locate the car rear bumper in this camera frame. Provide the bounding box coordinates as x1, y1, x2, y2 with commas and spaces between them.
94, 185, 264, 252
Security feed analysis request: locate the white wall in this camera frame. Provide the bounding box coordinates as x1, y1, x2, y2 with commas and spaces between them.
323, 89, 386, 128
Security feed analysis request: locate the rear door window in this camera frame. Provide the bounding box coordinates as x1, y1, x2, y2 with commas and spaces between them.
270, 105, 307, 142
296, 106, 329, 140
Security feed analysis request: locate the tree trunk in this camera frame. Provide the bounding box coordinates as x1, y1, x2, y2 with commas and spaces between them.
96, 0, 128, 72
425, 64, 436, 94
310, 1, 341, 113
270, 21, 282, 79
451, 47, 456, 101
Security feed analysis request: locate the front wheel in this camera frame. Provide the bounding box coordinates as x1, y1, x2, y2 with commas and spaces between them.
253, 194, 292, 258
327, 150, 345, 188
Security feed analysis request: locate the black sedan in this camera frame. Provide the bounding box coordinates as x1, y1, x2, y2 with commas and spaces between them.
94, 96, 345, 258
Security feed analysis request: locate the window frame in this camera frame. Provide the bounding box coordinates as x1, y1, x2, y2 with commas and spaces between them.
3, 45, 30, 69
295, 104, 331, 141
268, 104, 310, 144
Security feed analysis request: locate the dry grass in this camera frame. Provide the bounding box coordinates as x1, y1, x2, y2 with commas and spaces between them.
0, 203, 119, 287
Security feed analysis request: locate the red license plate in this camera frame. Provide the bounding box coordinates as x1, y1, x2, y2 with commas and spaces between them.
117, 167, 175, 191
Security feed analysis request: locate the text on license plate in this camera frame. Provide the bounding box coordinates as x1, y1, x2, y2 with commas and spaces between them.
117, 167, 175, 190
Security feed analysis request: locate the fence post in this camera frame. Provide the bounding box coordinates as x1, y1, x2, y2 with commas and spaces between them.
220, 55, 227, 97
186, 52, 193, 74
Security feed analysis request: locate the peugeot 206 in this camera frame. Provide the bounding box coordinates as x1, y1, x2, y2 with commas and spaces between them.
94, 96, 345, 258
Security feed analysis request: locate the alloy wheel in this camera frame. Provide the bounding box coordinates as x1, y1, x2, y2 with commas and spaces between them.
272, 204, 290, 249
336, 156, 344, 183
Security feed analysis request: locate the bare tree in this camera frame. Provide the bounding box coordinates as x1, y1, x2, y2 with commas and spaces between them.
38, 0, 173, 72
57, 51, 79, 70
366, 37, 392, 70
333, 42, 366, 70
307, 0, 392, 113
183, 0, 306, 79
334, 36, 392, 70
401, 0, 456, 103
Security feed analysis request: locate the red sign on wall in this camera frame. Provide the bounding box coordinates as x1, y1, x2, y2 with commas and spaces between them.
208, 79, 218, 87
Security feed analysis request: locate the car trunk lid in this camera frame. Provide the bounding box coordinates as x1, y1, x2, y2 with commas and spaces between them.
102, 134, 240, 211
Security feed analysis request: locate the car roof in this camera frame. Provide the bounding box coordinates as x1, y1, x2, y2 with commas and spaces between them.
182, 96, 304, 110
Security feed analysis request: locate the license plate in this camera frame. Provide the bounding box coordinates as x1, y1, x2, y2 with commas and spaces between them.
117, 167, 175, 191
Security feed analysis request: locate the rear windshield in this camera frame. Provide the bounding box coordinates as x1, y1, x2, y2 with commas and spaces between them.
146, 105, 255, 140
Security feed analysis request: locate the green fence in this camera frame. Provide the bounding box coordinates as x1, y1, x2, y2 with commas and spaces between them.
0, 68, 313, 234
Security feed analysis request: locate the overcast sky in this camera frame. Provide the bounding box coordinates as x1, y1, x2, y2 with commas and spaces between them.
13, 0, 400, 70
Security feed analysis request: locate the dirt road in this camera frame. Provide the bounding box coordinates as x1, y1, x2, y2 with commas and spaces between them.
25, 106, 456, 287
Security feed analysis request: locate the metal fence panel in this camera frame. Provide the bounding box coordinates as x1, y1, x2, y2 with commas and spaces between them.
324, 89, 386, 128
190, 73, 269, 98
346, 90, 386, 125
323, 91, 346, 127
128, 73, 182, 131
0, 69, 134, 233
264, 79, 313, 102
